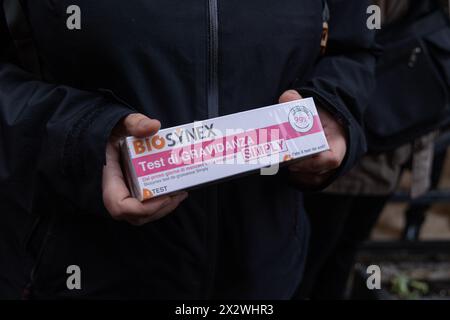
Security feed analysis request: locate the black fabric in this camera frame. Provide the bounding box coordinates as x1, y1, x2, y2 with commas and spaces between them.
295, 144, 448, 300
293, 0, 450, 301
294, 194, 387, 300
0, 0, 375, 299
2, 0, 42, 75
365, 4, 450, 152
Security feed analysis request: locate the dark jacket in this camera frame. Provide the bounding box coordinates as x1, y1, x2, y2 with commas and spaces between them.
364, 0, 450, 151
0, 0, 375, 299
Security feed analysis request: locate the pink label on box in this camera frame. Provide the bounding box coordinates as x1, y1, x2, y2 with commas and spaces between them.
131, 117, 323, 177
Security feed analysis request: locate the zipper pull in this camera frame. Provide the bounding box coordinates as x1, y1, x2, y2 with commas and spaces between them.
320, 21, 329, 55
321, 1, 330, 55
408, 47, 422, 68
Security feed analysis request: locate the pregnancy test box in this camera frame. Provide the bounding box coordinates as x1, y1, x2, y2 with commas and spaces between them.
121, 98, 329, 201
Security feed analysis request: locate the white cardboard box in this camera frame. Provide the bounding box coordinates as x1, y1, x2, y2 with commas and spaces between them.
121, 98, 329, 201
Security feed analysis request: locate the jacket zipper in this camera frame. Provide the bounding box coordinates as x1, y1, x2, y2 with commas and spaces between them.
207, 0, 219, 118
204, 0, 219, 298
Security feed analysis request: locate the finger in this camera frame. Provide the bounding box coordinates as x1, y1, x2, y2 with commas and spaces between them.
289, 151, 341, 174
279, 90, 303, 104
289, 125, 347, 173
103, 138, 166, 218
103, 144, 134, 214
289, 171, 333, 188
117, 195, 173, 218
150, 191, 188, 220
125, 192, 189, 226
120, 190, 187, 219
115, 113, 161, 138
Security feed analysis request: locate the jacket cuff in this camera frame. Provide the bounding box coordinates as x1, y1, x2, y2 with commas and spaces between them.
60, 99, 134, 216
294, 87, 367, 190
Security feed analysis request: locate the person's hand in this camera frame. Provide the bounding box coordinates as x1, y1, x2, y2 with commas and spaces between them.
279, 90, 347, 188
102, 113, 188, 226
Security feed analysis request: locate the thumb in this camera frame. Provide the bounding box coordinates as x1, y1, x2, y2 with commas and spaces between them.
115, 113, 161, 138
279, 90, 303, 104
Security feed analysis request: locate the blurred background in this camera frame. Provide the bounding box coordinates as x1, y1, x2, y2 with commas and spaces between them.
294, 0, 450, 301
373, 149, 450, 241
353, 141, 450, 300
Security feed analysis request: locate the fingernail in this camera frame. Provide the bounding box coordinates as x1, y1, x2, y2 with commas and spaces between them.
138, 118, 150, 131
287, 90, 300, 97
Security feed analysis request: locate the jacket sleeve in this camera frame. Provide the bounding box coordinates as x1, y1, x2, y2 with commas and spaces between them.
0, 6, 134, 216
296, 0, 377, 182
